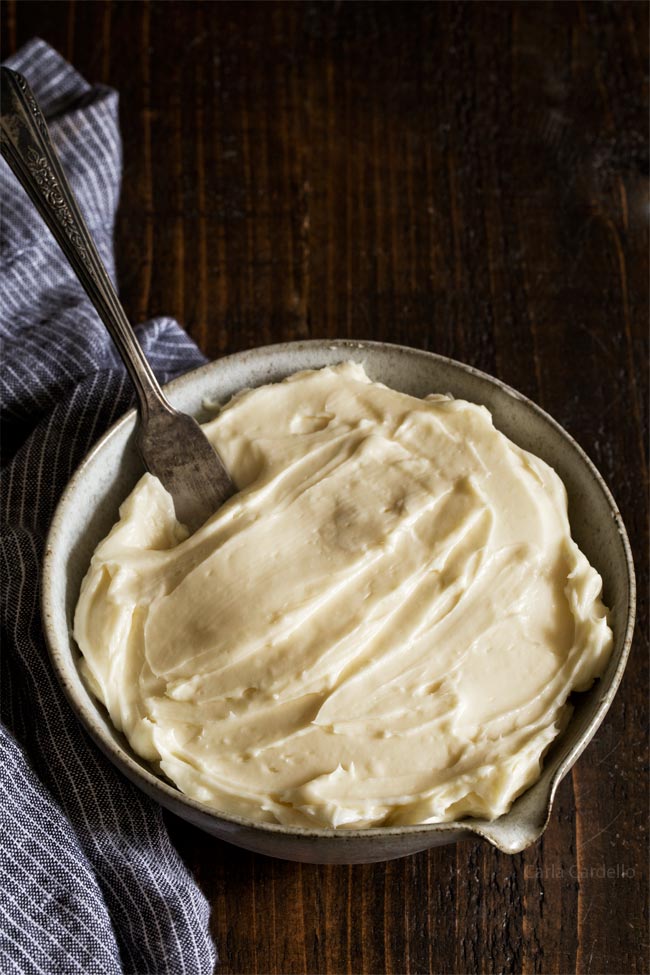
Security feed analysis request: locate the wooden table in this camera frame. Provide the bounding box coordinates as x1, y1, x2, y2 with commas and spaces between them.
2, 3, 647, 972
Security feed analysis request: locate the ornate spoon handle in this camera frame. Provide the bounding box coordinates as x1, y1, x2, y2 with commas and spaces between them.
0, 66, 169, 419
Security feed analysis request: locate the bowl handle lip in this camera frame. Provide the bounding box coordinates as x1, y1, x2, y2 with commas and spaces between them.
463, 563, 636, 855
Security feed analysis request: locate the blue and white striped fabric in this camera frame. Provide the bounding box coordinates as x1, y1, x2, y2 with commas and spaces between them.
1, 40, 216, 975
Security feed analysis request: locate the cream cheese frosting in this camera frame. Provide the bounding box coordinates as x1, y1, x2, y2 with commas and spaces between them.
74, 362, 613, 828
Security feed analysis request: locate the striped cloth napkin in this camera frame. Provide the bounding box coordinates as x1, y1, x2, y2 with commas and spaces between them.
1, 39, 216, 974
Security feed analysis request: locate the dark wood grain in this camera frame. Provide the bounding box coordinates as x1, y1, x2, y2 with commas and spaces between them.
2, 2, 648, 973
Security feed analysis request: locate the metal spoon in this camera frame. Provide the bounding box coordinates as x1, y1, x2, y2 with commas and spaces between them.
0, 67, 236, 532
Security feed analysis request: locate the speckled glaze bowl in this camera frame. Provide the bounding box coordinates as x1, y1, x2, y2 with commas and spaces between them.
42, 340, 635, 864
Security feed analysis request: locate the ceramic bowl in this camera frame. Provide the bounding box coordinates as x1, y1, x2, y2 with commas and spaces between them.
42, 340, 635, 864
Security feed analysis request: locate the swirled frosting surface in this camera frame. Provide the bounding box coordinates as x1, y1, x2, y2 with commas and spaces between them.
74, 363, 613, 827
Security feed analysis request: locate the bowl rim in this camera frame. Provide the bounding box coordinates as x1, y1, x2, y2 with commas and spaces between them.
41, 339, 636, 851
